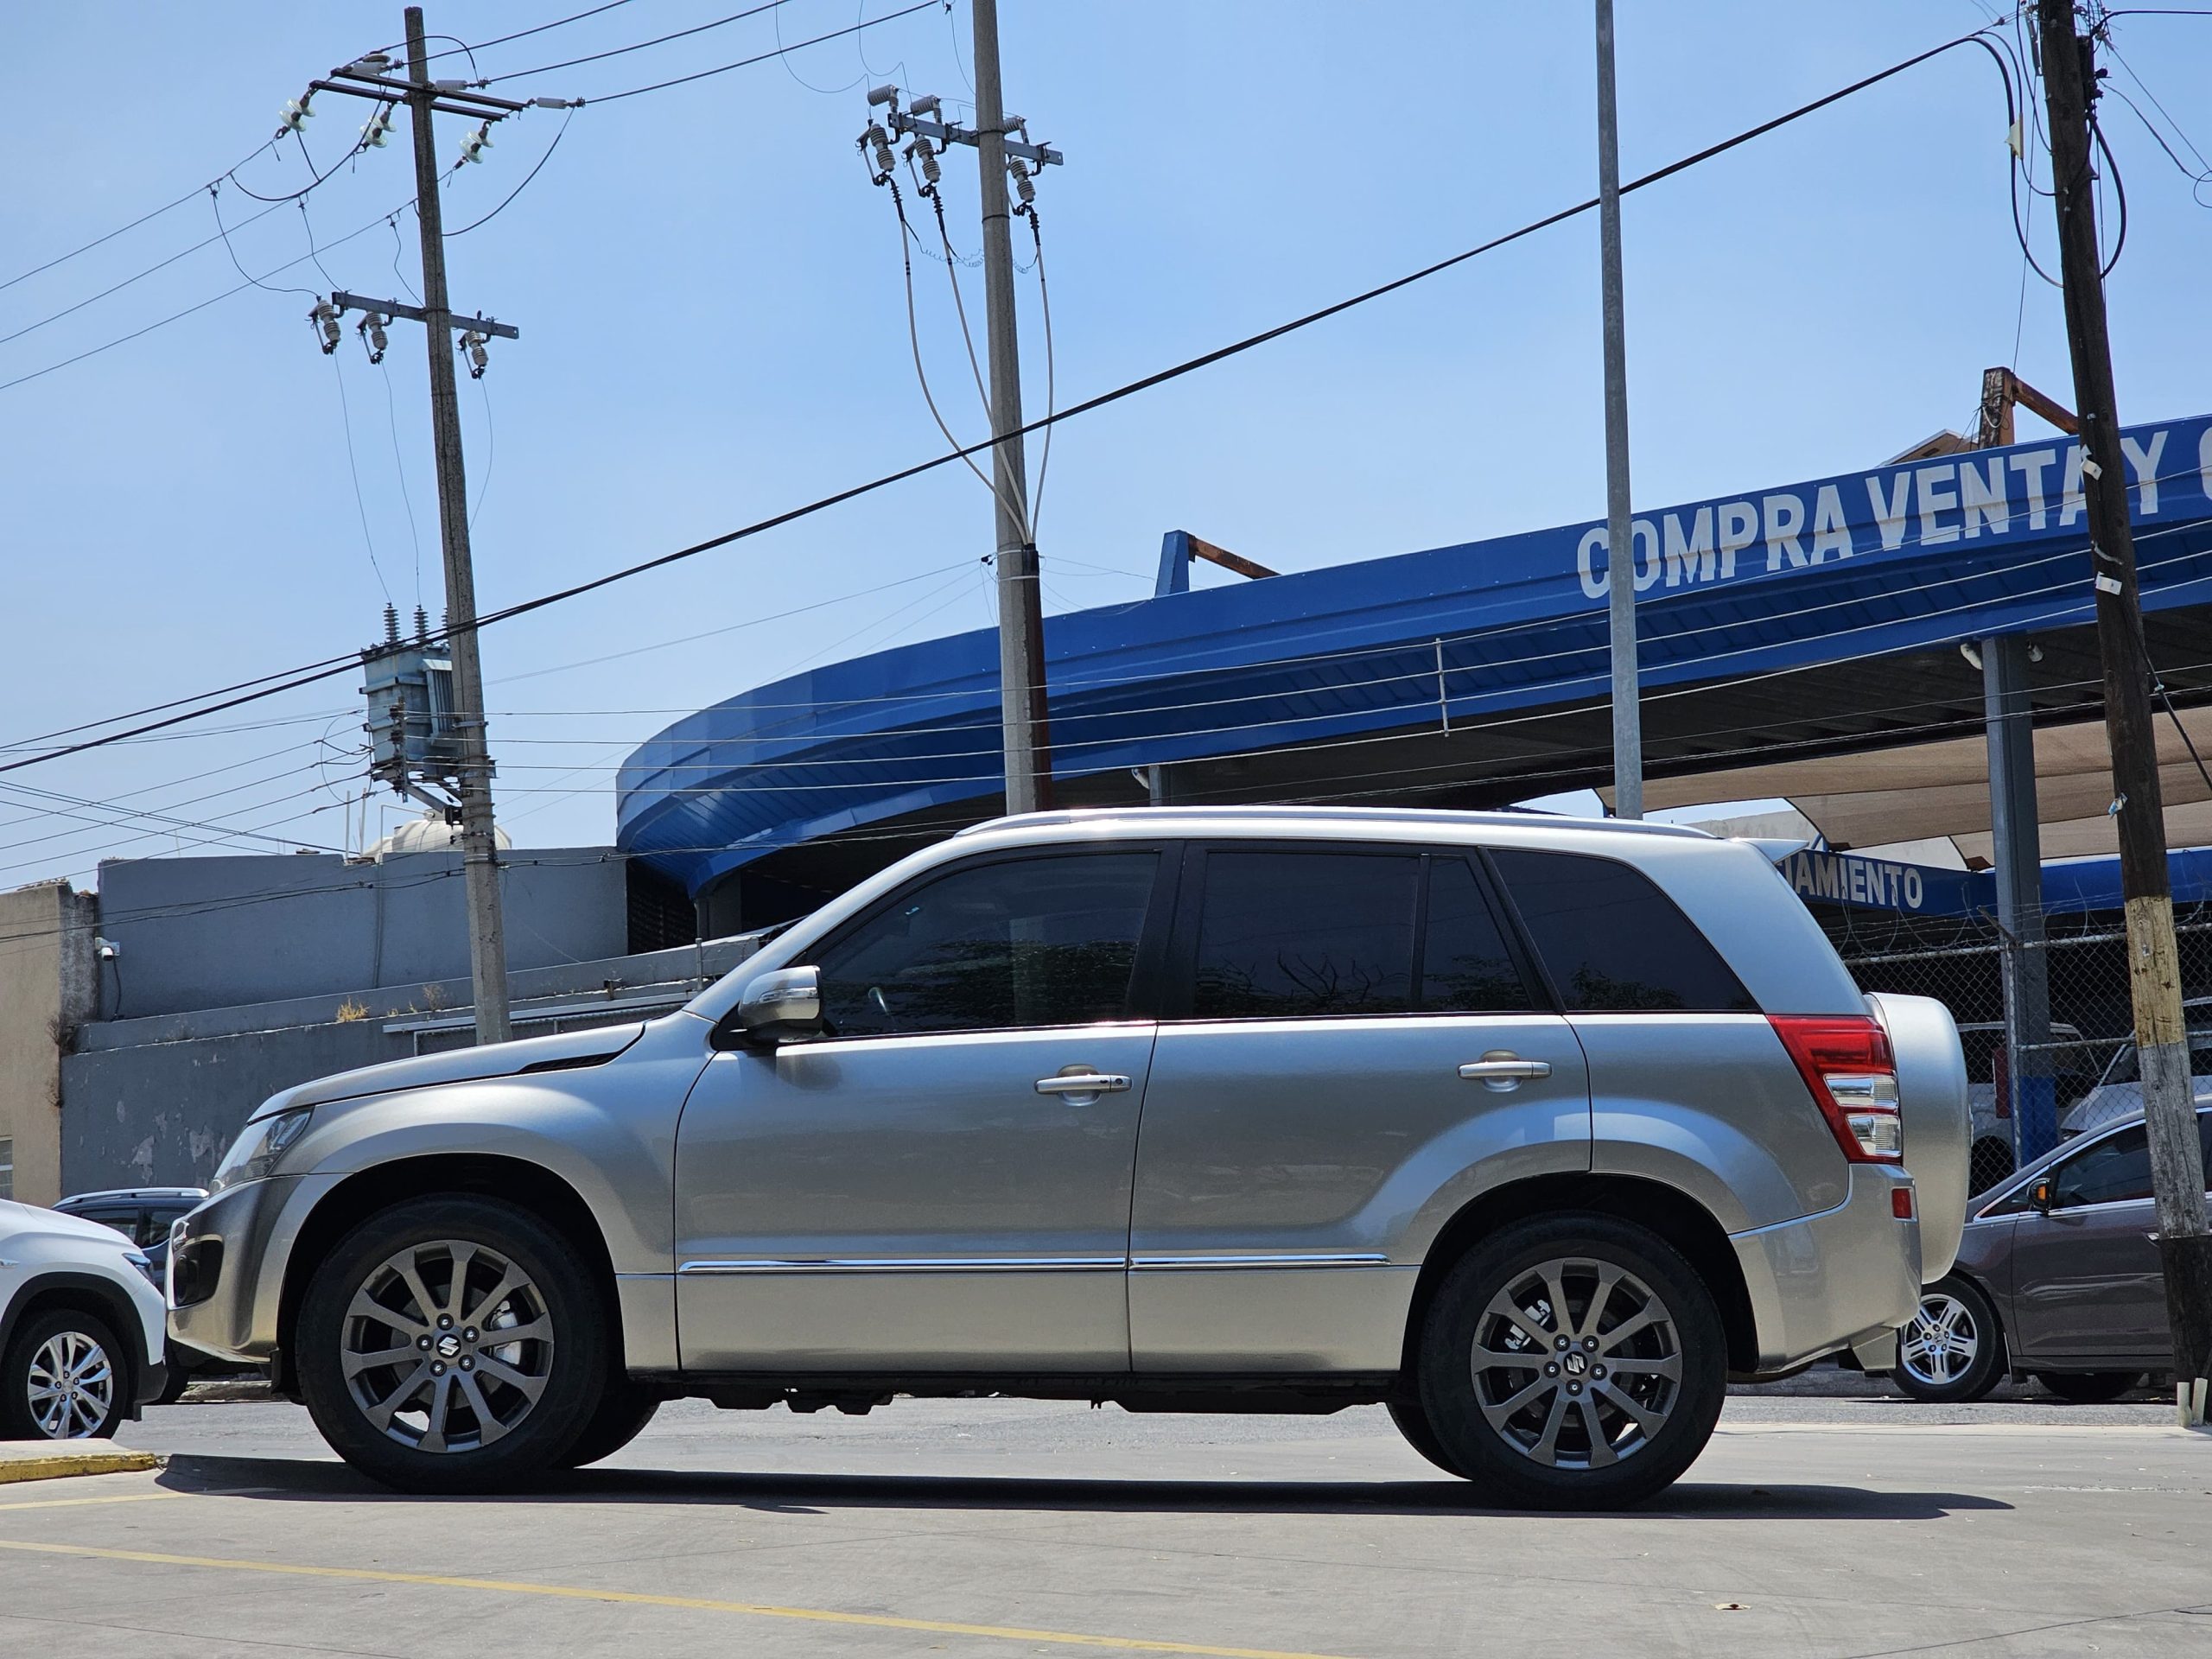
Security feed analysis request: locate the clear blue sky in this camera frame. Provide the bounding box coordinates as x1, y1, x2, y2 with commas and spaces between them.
5, 1, 2209, 883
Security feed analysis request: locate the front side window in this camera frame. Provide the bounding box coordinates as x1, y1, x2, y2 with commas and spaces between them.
810, 852, 1157, 1038
2051, 1125, 2152, 1209
1490, 849, 1757, 1014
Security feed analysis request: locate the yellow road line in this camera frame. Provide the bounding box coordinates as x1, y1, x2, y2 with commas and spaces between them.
0, 1536, 1358, 1659
0, 1491, 185, 1513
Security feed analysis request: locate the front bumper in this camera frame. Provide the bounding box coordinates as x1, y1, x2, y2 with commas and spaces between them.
167, 1173, 328, 1365
1730, 1163, 1921, 1373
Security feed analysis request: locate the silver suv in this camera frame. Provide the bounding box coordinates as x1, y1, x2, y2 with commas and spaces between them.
170, 807, 1967, 1508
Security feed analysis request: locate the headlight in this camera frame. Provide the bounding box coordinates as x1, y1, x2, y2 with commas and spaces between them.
209, 1107, 314, 1192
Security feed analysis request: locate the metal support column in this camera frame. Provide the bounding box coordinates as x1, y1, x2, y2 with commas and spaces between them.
1984, 632, 2055, 1164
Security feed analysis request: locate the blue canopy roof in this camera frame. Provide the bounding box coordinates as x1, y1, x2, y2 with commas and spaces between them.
620, 413, 2212, 899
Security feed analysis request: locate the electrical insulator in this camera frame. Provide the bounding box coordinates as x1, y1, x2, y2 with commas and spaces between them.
362, 105, 395, 149
910, 93, 942, 120
865, 122, 896, 178
908, 137, 942, 187
359, 313, 389, 365
308, 301, 341, 354
1007, 156, 1035, 207
280, 94, 315, 133
459, 122, 493, 165
460, 331, 490, 379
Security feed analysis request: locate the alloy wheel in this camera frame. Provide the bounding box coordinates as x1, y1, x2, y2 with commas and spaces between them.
1898, 1292, 1980, 1389
340, 1238, 555, 1454
28, 1330, 115, 1439
1468, 1255, 1683, 1469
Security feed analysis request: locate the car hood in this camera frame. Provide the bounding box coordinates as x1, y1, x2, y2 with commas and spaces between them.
245, 1021, 649, 1122
0, 1198, 137, 1253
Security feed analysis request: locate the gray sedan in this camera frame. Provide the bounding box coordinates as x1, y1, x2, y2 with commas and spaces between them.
1891, 1104, 2212, 1402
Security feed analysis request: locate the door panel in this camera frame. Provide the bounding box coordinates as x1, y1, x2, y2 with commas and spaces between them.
676, 1026, 1155, 1370
1129, 1013, 1591, 1370
2006, 1124, 2166, 1362
2008, 1200, 2164, 1361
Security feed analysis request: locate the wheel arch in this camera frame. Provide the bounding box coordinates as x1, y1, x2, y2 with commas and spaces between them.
272, 1153, 621, 1395
1401, 1173, 1759, 1376
0, 1274, 148, 1400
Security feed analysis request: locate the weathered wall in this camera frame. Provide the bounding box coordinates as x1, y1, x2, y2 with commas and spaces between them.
0, 880, 97, 1205
59, 935, 762, 1193
95, 847, 626, 1019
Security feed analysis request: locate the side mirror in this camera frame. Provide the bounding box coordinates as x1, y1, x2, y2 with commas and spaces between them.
735, 965, 823, 1042
2030, 1177, 2055, 1212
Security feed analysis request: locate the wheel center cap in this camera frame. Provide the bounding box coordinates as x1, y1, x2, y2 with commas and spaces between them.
435, 1333, 463, 1361
1562, 1351, 1589, 1378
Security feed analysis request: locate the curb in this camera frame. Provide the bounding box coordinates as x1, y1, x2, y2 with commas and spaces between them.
0, 1443, 160, 1484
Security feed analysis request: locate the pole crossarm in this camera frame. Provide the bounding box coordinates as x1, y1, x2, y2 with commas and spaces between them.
330, 292, 519, 339
308, 79, 518, 121
326, 67, 530, 113
888, 111, 1062, 168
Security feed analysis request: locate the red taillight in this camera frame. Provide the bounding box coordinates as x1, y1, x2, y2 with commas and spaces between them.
1770, 1014, 1904, 1164
1891, 1186, 1915, 1219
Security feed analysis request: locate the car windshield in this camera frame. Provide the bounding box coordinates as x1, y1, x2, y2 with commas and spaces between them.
2099, 1027, 2212, 1088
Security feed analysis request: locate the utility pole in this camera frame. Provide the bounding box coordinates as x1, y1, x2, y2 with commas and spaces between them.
2036, 0, 2212, 1422
969, 0, 1051, 814
302, 10, 538, 1044
864, 10, 1061, 816
1595, 0, 1642, 819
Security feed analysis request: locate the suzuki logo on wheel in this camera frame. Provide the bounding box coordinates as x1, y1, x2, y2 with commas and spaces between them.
435, 1333, 463, 1360
1562, 1351, 1589, 1378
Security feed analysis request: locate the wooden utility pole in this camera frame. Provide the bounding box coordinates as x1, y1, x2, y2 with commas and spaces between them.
2036, 0, 2211, 1421
405, 5, 512, 1043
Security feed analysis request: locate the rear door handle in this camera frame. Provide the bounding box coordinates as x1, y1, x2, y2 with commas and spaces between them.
1036, 1072, 1133, 1096
1459, 1057, 1551, 1090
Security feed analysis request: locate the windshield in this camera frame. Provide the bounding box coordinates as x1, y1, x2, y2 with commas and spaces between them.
2098, 1027, 2212, 1088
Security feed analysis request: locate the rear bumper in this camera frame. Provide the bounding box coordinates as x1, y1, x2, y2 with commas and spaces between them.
1730, 1163, 1921, 1372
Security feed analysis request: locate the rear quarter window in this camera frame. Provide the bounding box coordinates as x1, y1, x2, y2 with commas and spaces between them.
1489, 848, 1757, 1014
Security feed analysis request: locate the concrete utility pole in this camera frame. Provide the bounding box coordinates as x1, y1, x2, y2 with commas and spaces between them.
404, 5, 511, 1044
2035, 0, 2212, 1421
969, 0, 1052, 814
1594, 0, 1642, 819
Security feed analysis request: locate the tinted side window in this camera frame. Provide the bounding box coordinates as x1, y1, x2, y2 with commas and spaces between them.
812, 852, 1157, 1038
1419, 856, 1533, 1013
1192, 852, 1417, 1019
1490, 849, 1756, 1014
2054, 1126, 2152, 1208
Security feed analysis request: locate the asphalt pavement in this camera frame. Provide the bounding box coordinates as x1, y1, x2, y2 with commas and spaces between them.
0, 1383, 2201, 1658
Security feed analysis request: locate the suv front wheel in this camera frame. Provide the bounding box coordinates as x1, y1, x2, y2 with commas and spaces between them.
1414, 1215, 1727, 1510
297, 1195, 608, 1493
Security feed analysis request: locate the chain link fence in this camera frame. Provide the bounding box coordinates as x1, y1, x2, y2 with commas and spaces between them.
1819, 898, 2212, 1195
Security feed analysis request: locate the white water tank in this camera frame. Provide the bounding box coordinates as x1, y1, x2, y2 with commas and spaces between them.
369, 810, 513, 861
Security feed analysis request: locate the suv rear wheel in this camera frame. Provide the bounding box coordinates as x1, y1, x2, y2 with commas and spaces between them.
297, 1196, 607, 1493
1, 1307, 127, 1440
1414, 1215, 1727, 1510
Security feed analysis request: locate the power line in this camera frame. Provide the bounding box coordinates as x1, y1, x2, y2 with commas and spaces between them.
0, 137, 284, 296
479, 0, 791, 82
444, 106, 574, 236
579, 2, 940, 104
0, 25, 2025, 779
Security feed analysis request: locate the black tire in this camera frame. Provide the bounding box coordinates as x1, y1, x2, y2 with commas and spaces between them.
153, 1343, 195, 1405
2035, 1370, 2143, 1404
1386, 1389, 1464, 1477
1414, 1214, 1727, 1510
296, 1195, 609, 1493
1891, 1276, 2007, 1404
0, 1307, 129, 1440
558, 1381, 662, 1468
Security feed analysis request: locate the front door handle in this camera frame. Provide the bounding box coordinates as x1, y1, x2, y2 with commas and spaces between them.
1459, 1054, 1552, 1091
1035, 1071, 1133, 1096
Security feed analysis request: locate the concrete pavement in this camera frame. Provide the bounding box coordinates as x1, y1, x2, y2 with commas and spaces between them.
0, 1393, 2198, 1656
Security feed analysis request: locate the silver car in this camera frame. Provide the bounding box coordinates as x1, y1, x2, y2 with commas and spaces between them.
169, 807, 1967, 1508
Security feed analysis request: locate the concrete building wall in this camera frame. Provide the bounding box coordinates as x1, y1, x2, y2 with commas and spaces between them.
0, 880, 97, 1205
58, 935, 763, 1194
95, 847, 626, 1020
